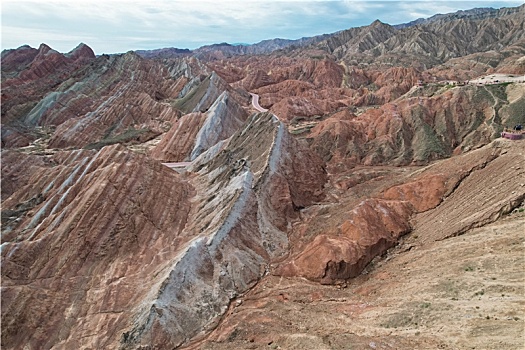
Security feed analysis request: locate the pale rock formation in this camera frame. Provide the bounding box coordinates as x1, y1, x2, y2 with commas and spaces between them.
121, 112, 326, 348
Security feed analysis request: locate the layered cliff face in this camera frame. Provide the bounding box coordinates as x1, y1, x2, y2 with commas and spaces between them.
1, 44, 248, 150
151, 90, 249, 162
1, 145, 194, 349
1, 112, 326, 349
120, 112, 326, 349
307, 82, 525, 171
1, 43, 96, 147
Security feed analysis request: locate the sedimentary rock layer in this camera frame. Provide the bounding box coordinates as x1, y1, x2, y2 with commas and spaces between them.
121, 112, 326, 348
1, 145, 193, 349
1, 112, 326, 349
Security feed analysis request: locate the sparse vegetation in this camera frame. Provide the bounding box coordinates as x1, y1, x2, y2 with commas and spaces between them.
416, 121, 448, 161
172, 75, 211, 113
485, 84, 508, 101
503, 96, 525, 128
85, 127, 156, 150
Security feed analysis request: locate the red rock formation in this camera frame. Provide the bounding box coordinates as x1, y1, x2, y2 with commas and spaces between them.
115, 113, 325, 348
1, 150, 52, 200
2, 113, 327, 349
1, 44, 99, 149
308, 82, 520, 170
383, 174, 448, 212
66, 43, 96, 62
19, 44, 71, 81
276, 199, 413, 284
208, 55, 425, 121
208, 56, 347, 117
151, 89, 248, 162
1, 46, 240, 150
1, 45, 39, 75
1, 145, 194, 349
150, 112, 207, 162
43, 52, 190, 148
274, 137, 525, 286
307, 112, 366, 167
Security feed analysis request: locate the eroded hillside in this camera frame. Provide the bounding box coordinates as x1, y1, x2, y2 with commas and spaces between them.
1, 5, 525, 350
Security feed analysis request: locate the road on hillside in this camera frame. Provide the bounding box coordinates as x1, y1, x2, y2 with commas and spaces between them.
163, 94, 268, 172
469, 74, 525, 85
250, 93, 268, 112
162, 161, 192, 172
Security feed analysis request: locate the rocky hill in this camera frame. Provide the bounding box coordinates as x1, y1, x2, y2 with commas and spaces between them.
1, 4, 524, 350
135, 35, 332, 60
288, 4, 525, 65
1, 112, 326, 349
394, 5, 523, 29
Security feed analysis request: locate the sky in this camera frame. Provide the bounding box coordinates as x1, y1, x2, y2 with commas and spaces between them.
2, 0, 523, 54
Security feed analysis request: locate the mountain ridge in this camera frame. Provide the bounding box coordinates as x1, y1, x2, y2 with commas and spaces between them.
130, 4, 524, 59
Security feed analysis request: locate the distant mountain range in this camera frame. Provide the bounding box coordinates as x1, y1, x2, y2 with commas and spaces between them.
135, 35, 332, 59
392, 5, 522, 28
135, 4, 524, 60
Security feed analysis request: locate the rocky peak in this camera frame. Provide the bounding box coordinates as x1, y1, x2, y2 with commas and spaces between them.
370, 19, 390, 28
1, 45, 39, 73
189, 90, 248, 160
66, 42, 96, 61
32, 43, 63, 61
150, 90, 248, 163
37, 43, 52, 54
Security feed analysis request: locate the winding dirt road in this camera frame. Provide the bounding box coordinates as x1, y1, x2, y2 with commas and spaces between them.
250, 93, 268, 112
163, 93, 268, 171
162, 161, 192, 171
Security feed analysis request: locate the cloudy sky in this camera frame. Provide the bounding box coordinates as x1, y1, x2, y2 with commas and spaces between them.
2, 0, 523, 54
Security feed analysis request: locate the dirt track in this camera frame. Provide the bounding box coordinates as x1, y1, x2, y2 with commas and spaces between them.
469, 74, 525, 85
250, 93, 269, 112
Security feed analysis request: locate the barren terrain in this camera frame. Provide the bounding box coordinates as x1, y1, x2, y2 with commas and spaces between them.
186, 139, 525, 349
189, 211, 524, 350
2, 4, 525, 350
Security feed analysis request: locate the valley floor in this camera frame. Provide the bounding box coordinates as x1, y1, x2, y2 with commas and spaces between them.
188, 206, 524, 350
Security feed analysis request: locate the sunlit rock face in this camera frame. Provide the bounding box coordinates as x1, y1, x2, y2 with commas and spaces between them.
120, 112, 326, 348
1, 145, 193, 349
150, 90, 248, 162
1, 113, 326, 349
276, 198, 414, 284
